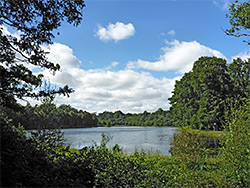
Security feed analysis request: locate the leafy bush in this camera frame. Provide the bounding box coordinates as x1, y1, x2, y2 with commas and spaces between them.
0, 114, 55, 187
84, 134, 148, 187
167, 127, 231, 187
170, 127, 223, 159
170, 127, 207, 166
0, 113, 95, 187
29, 128, 65, 152
221, 100, 250, 187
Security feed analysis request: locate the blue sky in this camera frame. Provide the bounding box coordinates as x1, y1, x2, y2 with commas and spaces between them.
13, 0, 250, 113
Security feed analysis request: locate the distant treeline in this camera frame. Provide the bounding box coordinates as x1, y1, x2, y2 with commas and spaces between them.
4, 103, 98, 129
3, 103, 172, 129
97, 108, 172, 127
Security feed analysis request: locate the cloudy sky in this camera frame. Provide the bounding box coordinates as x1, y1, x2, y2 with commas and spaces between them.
16, 0, 250, 113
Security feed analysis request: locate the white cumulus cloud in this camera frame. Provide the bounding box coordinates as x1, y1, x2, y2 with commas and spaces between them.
51, 69, 180, 113
127, 40, 226, 74
46, 43, 82, 70
41, 57, 180, 113
95, 22, 135, 42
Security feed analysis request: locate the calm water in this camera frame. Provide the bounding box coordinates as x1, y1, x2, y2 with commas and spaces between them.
62, 126, 178, 155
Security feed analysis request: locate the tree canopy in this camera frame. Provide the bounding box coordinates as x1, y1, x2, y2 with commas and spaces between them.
228, 58, 250, 99
3, 102, 98, 129
169, 56, 250, 130
97, 108, 172, 127
0, 0, 85, 108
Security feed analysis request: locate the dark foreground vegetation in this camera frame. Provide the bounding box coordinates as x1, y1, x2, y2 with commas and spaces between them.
1, 100, 250, 187
3, 103, 98, 129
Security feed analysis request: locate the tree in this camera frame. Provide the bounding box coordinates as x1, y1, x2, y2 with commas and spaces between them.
228, 58, 250, 99
169, 57, 232, 130
225, 0, 250, 45
192, 57, 232, 130
0, 0, 85, 107
169, 72, 198, 127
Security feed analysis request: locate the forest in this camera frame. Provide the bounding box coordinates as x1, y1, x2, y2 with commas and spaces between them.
1, 0, 250, 187
4, 103, 99, 129
3, 102, 173, 129
97, 108, 172, 127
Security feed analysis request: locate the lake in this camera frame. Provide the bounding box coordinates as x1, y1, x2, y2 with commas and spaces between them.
62, 126, 178, 155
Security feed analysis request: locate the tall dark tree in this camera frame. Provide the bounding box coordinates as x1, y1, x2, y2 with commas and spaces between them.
0, 3, 87, 186
228, 58, 250, 99
192, 57, 232, 130
168, 72, 198, 127
169, 57, 232, 130
0, 0, 85, 108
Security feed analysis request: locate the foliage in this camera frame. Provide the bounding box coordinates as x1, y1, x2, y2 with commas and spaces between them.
168, 71, 198, 127
98, 108, 172, 127
170, 127, 223, 166
166, 127, 231, 187
228, 58, 250, 99
52, 132, 230, 188
1, 112, 245, 188
0, 113, 95, 187
30, 129, 65, 152
170, 127, 206, 164
169, 57, 235, 130
0, 0, 85, 108
226, 0, 250, 45
1, 0, 249, 187
221, 100, 250, 187
3, 102, 98, 129
73, 134, 173, 188
3, 103, 172, 130
1, 113, 53, 187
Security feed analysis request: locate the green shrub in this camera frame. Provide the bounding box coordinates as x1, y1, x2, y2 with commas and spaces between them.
221, 100, 250, 187
0, 113, 95, 187
0, 114, 55, 187
170, 127, 224, 160
168, 127, 231, 187
52, 146, 95, 187
29, 128, 65, 153
170, 127, 207, 166
81, 134, 147, 187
